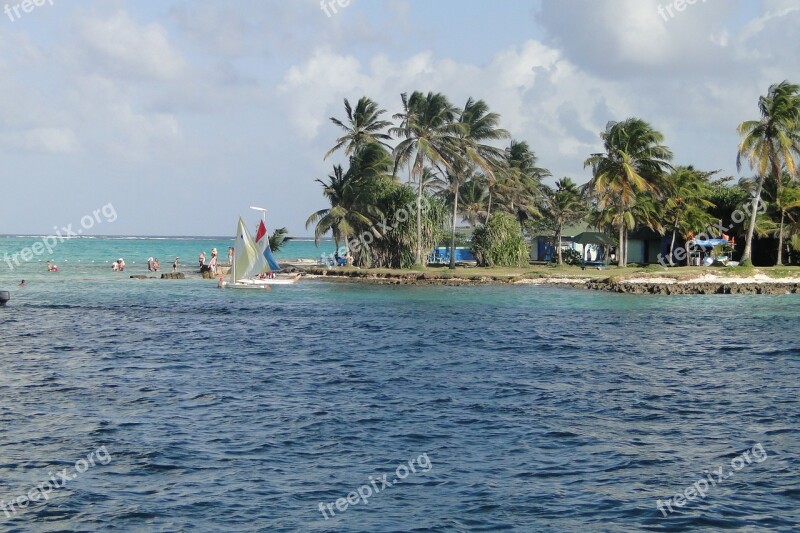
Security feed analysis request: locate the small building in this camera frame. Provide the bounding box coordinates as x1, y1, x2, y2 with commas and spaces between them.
530, 223, 600, 262
626, 227, 668, 265
531, 224, 667, 265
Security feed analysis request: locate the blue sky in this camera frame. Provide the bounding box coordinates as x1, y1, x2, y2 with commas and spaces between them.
0, 0, 798, 236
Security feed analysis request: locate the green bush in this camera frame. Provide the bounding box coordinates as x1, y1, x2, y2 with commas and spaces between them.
561, 248, 582, 266
471, 213, 530, 267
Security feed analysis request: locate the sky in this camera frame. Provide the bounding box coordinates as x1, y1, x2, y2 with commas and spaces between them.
0, 0, 798, 236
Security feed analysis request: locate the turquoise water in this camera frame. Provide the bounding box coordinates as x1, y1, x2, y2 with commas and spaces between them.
0, 236, 330, 281
0, 237, 799, 531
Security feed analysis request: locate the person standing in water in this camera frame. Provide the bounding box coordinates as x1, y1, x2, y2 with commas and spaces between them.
173, 257, 179, 272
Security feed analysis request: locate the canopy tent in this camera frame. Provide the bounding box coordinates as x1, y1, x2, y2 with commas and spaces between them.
572, 232, 616, 246
571, 232, 615, 268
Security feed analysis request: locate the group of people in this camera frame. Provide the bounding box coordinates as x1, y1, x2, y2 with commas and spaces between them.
103, 247, 231, 275
199, 248, 221, 274
46, 261, 58, 272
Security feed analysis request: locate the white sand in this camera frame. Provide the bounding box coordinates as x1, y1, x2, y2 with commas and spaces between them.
618, 272, 800, 285
515, 277, 592, 285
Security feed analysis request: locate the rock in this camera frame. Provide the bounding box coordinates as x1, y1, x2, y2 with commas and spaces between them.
161, 272, 186, 280
584, 280, 800, 295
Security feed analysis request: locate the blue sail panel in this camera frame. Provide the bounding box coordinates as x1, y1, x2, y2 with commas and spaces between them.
264, 246, 281, 271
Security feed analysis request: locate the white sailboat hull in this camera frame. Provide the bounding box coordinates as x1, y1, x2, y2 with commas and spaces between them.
222, 274, 301, 288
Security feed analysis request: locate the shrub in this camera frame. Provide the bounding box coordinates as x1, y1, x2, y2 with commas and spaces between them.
471, 213, 530, 267
561, 248, 582, 266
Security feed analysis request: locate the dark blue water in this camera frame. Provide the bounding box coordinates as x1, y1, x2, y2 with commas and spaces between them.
0, 280, 798, 532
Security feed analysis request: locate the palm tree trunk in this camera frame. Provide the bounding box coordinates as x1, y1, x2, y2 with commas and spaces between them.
449, 189, 459, 269
486, 190, 493, 221
669, 228, 677, 266
556, 224, 563, 265
777, 210, 785, 266
618, 223, 624, 267
741, 174, 765, 263
623, 227, 628, 267
415, 178, 423, 266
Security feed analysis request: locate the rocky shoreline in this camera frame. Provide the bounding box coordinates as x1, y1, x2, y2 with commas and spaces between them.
299, 266, 800, 294
585, 281, 800, 295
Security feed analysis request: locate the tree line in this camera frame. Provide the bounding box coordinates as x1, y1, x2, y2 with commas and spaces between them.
308, 82, 800, 268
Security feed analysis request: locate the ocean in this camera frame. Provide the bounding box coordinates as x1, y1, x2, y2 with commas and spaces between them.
0, 236, 329, 280
0, 237, 798, 532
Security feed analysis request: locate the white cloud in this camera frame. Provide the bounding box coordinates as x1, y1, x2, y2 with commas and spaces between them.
23, 128, 79, 154
74, 10, 187, 81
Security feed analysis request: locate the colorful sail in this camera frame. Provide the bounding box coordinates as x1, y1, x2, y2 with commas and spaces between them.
232, 217, 268, 282
255, 220, 282, 272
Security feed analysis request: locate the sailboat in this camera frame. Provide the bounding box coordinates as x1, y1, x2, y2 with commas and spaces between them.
220, 217, 300, 289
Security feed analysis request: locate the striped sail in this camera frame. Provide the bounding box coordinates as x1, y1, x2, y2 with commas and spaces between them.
255, 220, 282, 272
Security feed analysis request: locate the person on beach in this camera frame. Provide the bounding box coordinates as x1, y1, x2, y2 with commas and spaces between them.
228, 247, 234, 266
208, 253, 217, 274
199, 251, 206, 269
46, 261, 57, 272
19, 280, 26, 287
118, 258, 125, 272
112, 261, 119, 271
147, 257, 154, 271
173, 257, 179, 272
153, 258, 160, 272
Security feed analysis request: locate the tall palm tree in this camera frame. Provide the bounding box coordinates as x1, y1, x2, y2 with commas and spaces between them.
409, 167, 443, 197
494, 140, 549, 225
663, 166, 717, 265
737, 81, 800, 264
305, 165, 373, 252
541, 177, 587, 265
460, 179, 489, 226
770, 173, 800, 265
584, 118, 673, 267
443, 98, 510, 268
324, 97, 394, 160
390, 91, 461, 265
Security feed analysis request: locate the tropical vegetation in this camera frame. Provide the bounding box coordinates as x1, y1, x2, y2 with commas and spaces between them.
307, 81, 800, 269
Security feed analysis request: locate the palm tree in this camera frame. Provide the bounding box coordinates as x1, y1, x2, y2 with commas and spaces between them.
444, 98, 510, 268
391, 91, 461, 265
460, 179, 489, 226
305, 165, 373, 252
541, 177, 587, 265
324, 97, 394, 160
409, 167, 443, 197
494, 140, 549, 224
663, 166, 717, 265
771, 173, 800, 264
268, 227, 292, 253
737, 81, 800, 264
584, 118, 673, 267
